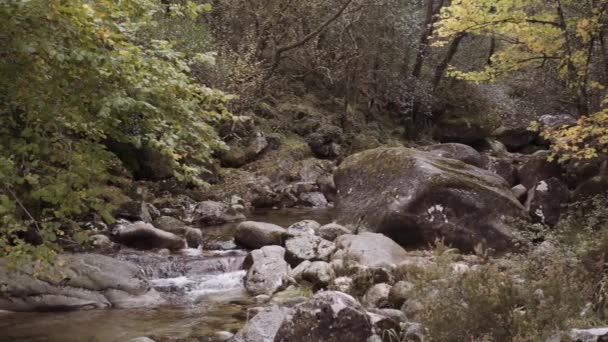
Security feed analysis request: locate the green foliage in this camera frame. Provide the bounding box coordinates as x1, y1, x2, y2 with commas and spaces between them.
406, 198, 608, 341
0, 0, 228, 264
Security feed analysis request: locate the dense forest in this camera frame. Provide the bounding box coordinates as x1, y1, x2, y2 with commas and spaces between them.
1, 0, 608, 341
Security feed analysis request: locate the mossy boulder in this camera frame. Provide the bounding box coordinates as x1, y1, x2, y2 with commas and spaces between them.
334, 147, 528, 253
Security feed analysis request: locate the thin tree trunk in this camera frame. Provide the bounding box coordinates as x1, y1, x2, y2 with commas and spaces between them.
433, 32, 466, 90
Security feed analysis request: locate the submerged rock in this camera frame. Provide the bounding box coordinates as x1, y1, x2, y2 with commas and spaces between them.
335, 147, 528, 253
0, 254, 162, 312
152, 216, 203, 248
234, 221, 287, 249
245, 246, 290, 296
275, 291, 373, 342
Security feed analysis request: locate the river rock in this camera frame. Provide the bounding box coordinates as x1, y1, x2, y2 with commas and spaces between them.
112, 221, 186, 251
289, 260, 312, 280
192, 201, 245, 225
318, 223, 351, 241
245, 246, 290, 296
152, 216, 203, 248
229, 305, 290, 342
301, 261, 335, 288
286, 220, 321, 236
526, 178, 569, 227
362, 283, 391, 308
285, 235, 335, 266
114, 201, 155, 223
334, 232, 409, 268
564, 327, 608, 342
234, 221, 287, 249
298, 192, 328, 207
275, 291, 373, 342
0, 254, 162, 312
419, 143, 483, 167
335, 147, 528, 253
330, 276, 354, 293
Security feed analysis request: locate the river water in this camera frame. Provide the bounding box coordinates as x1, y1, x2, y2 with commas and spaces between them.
0, 208, 333, 342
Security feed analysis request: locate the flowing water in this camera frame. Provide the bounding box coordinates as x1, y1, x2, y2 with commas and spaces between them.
0, 208, 334, 342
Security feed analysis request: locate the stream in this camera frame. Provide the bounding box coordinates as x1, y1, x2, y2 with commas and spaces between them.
0, 208, 334, 342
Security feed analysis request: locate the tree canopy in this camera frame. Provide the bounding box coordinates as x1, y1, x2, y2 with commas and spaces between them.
0, 0, 229, 264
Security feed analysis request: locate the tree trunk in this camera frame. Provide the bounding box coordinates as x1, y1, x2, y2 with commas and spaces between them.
433, 32, 466, 90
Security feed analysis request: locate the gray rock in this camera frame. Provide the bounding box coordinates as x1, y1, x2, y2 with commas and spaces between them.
493, 124, 537, 150
511, 184, 528, 202
235, 221, 287, 249
330, 276, 354, 293
403, 322, 424, 342
114, 201, 154, 223
526, 178, 570, 227
419, 143, 484, 167
334, 232, 409, 268
192, 201, 246, 225
363, 283, 392, 308
306, 125, 344, 159
301, 261, 335, 288
286, 220, 321, 236
91, 234, 113, 249
245, 246, 290, 296
285, 235, 335, 266
388, 281, 415, 308
0, 254, 163, 312
112, 221, 186, 251
289, 261, 312, 281
299, 192, 328, 207
335, 147, 527, 253
318, 223, 351, 241
214, 331, 235, 341
152, 216, 203, 248
366, 311, 400, 338
483, 154, 519, 186
229, 305, 289, 342
518, 150, 564, 189
275, 291, 373, 342
127, 338, 155, 342
568, 327, 608, 342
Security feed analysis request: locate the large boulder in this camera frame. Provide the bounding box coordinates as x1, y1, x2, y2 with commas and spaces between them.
229, 305, 289, 342
0, 254, 162, 312
335, 148, 528, 253
482, 155, 519, 186
234, 221, 287, 249
245, 246, 290, 296
334, 232, 409, 268
285, 235, 335, 266
419, 143, 483, 167
112, 221, 186, 251
525, 178, 570, 227
274, 291, 374, 342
